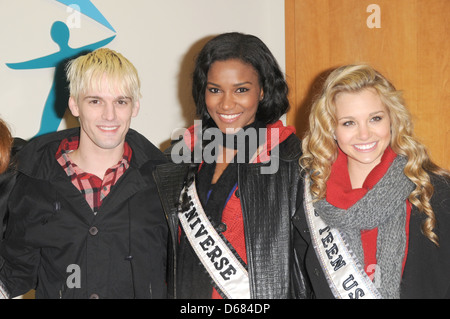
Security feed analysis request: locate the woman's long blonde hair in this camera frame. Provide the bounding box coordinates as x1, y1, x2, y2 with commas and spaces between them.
300, 64, 449, 246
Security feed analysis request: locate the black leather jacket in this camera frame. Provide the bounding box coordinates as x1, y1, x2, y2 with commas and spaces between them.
153, 133, 310, 299
0, 138, 27, 240
0, 129, 169, 298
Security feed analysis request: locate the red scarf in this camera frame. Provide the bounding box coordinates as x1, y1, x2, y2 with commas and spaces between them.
325, 146, 411, 277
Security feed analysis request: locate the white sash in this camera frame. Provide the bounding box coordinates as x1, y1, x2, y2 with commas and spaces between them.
304, 176, 382, 299
0, 280, 9, 299
178, 180, 250, 299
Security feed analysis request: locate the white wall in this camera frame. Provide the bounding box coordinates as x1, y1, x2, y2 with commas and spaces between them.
0, 0, 285, 149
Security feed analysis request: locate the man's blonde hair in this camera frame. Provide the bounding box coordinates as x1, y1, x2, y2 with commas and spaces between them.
65, 48, 141, 103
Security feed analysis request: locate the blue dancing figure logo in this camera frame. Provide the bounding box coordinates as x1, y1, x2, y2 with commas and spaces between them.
6, 0, 116, 137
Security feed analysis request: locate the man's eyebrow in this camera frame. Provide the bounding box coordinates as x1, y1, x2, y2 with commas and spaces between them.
116, 96, 133, 100
83, 95, 102, 100
83, 95, 132, 100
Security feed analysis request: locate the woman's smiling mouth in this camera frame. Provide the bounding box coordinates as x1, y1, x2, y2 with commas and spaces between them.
353, 141, 377, 151
218, 113, 242, 122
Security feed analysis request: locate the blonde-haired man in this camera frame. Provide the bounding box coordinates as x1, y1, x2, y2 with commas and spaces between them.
0, 48, 169, 299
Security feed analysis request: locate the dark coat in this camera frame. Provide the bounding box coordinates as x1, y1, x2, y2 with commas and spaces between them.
0, 138, 27, 240
154, 133, 310, 299
293, 173, 450, 299
0, 128, 168, 299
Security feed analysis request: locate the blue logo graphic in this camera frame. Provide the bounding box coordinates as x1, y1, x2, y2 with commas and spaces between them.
6, 0, 116, 137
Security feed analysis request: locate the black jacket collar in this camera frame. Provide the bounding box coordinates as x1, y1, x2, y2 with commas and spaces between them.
16, 127, 167, 181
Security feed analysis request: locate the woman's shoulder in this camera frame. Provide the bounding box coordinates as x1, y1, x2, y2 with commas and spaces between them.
278, 133, 302, 161
430, 172, 450, 196
429, 172, 450, 217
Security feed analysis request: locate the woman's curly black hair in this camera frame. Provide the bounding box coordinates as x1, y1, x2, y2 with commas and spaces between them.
192, 32, 289, 126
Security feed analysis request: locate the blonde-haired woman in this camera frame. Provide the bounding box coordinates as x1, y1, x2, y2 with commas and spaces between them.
293, 64, 450, 299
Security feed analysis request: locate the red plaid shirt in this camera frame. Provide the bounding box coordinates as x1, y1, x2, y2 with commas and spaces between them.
56, 136, 132, 213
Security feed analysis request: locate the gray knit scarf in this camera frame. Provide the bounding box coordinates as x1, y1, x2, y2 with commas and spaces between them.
313, 155, 415, 299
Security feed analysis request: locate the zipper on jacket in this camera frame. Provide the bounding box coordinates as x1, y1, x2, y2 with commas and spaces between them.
153, 169, 179, 299
236, 164, 255, 298
59, 282, 66, 299
149, 282, 152, 299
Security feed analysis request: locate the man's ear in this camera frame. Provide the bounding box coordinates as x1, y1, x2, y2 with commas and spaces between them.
68, 96, 80, 117
132, 100, 140, 117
